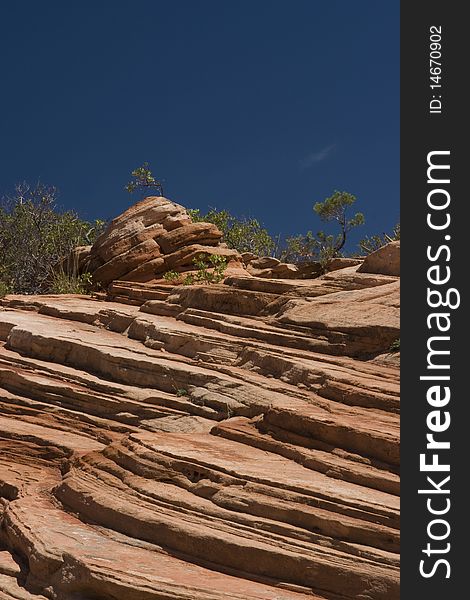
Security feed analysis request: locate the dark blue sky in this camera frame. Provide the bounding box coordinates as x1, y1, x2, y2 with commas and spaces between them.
1, 0, 399, 249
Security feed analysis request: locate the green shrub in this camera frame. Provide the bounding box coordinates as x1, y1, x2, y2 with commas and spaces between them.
281, 191, 364, 269
0, 281, 11, 298
191, 253, 227, 284
359, 223, 400, 255
282, 230, 339, 267
389, 338, 400, 353
125, 162, 164, 196
163, 270, 181, 284
49, 270, 93, 294
281, 231, 319, 263
0, 182, 104, 294
163, 254, 227, 285
188, 208, 276, 257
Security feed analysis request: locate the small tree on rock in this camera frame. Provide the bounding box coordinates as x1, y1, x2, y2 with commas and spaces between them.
282, 191, 365, 268
313, 190, 365, 254
125, 162, 164, 196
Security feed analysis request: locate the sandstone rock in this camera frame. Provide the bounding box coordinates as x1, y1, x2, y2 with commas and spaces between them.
93, 238, 162, 284
248, 256, 280, 269
97, 222, 165, 264
274, 281, 400, 356
157, 243, 240, 274
268, 262, 300, 278
247, 262, 300, 279
156, 222, 222, 253
241, 252, 258, 264
0, 215, 400, 599
87, 197, 245, 286
61, 244, 92, 275
325, 257, 362, 272
119, 257, 165, 282
245, 257, 363, 281
296, 261, 323, 279
167, 284, 278, 316
358, 241, 400, 276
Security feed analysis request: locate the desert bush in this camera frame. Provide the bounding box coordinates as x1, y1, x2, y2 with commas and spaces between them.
125, 162, 164, 196
49, 269, 93, 294
281, 231, 318, 263
192, 253, 227, 283
281, 191, 364, 270
163, 270, 181, 283
0, 182, 104, 294
0, 281, 11, 298
281, 191, 364, 265
189, 208, 276, 257
281, 231, 334, 264
164, 254, 227, 285
358, 223, 400, 255
282, 231, 340, 269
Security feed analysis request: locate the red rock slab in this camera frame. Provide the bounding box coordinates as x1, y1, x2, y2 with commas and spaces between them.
130, 432, 399, 518
0, 389, 134, 446
0, 570, 48, 600
0, 274, 400, 600
0, 345, 219, 422
157, 222, 222, 254
1, 294, 138, 325
133, 318, 352, 409
212, 417, 399, 495
3, 490, 318, 600
224, 269, 397, 296
260, 402, 399, 467
1, 434, 317, 598
358, 241, 400, 276
3, 294, 401, 392
167, 284, 279, 316
177, 306, 367, 357
90, 197, 189, 260
0, 359, 202, 426
59, 440, 399, 554
0, 448, 62, 504
0, 551, 21, 578
1, 311, 399, 462
319, 265, 398, 288
0, 312, 295, 416
0, 415, 104, 457
274, 282, 399, 354
138, 307, 399, 404
55, 434, 398, 599
3, 294, 400, 388
93, 238, 163, 285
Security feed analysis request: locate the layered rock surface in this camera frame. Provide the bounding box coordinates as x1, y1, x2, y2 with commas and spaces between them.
358, 242, 400, 277
0, 224, 399, 599
85, 197, 245, 285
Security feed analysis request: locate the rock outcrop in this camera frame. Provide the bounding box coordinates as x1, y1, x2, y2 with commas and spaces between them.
87, 197, 245, 285
358, 241, 400, 276
0, 201, 400, 600
246, 257, 301, 279
243, 256, 362, 281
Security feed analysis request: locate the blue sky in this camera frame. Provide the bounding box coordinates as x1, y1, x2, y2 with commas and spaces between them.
0, 0, 399, 250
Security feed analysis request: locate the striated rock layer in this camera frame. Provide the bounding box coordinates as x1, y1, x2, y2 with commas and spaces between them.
86, 197, 246, 286
0, 259, 399, 598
